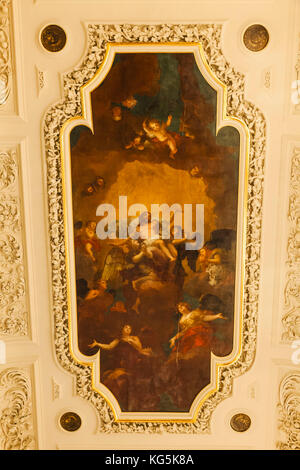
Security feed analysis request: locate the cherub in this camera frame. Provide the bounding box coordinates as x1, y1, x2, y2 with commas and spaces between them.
83, 221, 99, 262
142, 115, 178, 159
95, 176, 105, 190
111, 106, 122, 121
83, 176, 105, 197
82, 183, 96, 196
190, 165, 200, 177
121, 96, 137, 109
125, 135, 145, 151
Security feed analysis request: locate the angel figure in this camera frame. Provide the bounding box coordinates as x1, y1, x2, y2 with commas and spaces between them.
169, 301, 226, 359
142, 115, 178, 158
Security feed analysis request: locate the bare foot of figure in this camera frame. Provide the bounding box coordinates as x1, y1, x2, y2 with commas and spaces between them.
131, 297, 140, 314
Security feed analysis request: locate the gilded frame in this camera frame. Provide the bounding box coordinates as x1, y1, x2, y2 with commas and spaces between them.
43, 23, 265, 433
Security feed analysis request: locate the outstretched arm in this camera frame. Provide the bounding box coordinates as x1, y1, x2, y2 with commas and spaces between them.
181, 257, 194, 276
172, 238, 186, 245
166, 115, 173, 127
207, 253, 222, 265
132, 250, 146, 263
88, 339, 119, 350
201, 312, 227, 322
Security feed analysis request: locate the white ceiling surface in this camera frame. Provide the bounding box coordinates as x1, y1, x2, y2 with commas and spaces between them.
0, 0, 299, 449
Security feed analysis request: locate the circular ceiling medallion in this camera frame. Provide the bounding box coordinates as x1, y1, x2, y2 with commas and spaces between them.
60, 412, 82, 432
243, 24, 269, 52
230, 413, 251, 432
40, 24, 67, 52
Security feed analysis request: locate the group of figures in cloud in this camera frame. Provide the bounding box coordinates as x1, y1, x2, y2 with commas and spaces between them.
75, 213, 236, 412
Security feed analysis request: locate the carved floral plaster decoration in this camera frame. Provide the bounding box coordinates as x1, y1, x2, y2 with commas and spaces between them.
51, 377, 61, 400
36, 67, 46, 95
277, 372, 300, 450
0, 367, 36, 450
282, 146, 300, 342
0, 149, 28, 337
0, 0, 11, 106
44, 23, 266, 433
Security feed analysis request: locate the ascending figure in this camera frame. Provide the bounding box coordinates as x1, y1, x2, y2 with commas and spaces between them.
141, 238, 177, 263
139, 218, 176, 263
142, 115, 178, 159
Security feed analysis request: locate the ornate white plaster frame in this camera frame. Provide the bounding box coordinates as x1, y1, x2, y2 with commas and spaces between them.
43, 23, 266, 433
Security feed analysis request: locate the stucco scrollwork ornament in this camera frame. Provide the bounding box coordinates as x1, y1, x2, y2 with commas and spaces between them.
0, 150, 16, 190
0, 233, 21, 264
282, 146, 300, 342
0, 149, 28, 337
0, 368, 36, 450
277, 372, 300, 450
51, 377, 61, 400
44, 23, 266, 433
0, 0, 11, 106
0, 302, 27, 336
0, 196, 20, 232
